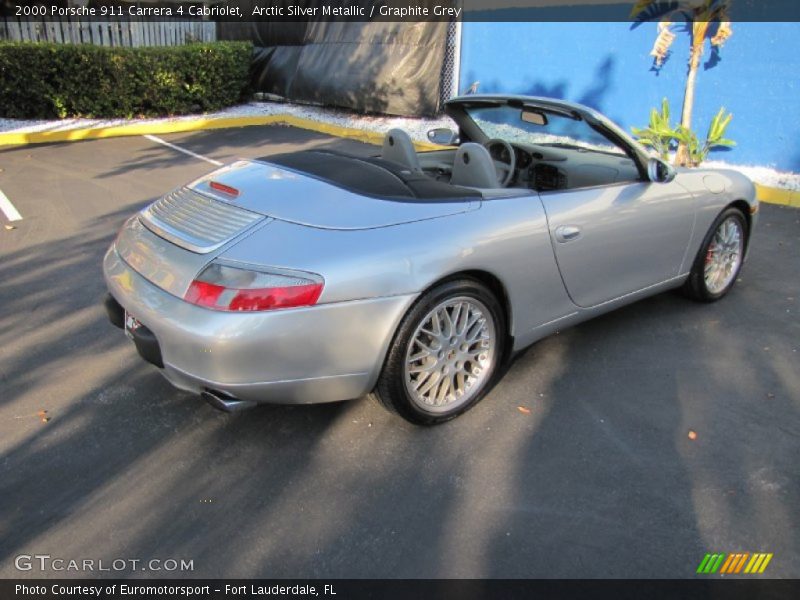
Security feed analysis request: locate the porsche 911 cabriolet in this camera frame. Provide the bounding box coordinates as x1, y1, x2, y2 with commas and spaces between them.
103, 95, 757, 424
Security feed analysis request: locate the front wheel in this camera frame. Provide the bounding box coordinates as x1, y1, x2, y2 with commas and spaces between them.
683, 207, 748, 302
374, 279, 506, 425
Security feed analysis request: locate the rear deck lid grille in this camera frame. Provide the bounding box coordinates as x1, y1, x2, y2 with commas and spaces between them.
139, 187, 264, 253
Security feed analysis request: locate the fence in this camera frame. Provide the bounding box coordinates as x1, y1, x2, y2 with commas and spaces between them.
438, 20, 462, 107
0, 19, 216, 46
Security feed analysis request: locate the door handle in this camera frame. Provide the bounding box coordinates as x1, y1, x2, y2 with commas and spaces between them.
555, 225, 582, 243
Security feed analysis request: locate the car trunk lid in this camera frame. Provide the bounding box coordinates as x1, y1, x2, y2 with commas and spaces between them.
140, 185, 267, 254
134, 157, 478, 289
187, 159, 477, 231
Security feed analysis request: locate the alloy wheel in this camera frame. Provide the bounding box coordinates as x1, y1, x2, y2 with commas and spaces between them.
704, 216, 744, 294
403, 296, 497, 413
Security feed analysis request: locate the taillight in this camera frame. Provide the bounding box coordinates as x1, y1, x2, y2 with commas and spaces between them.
209, 181, 240, 197
184, 263, 323, 312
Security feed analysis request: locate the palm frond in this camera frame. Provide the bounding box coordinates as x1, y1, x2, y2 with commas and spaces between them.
650, 21, 676, 66
630, 0, 679, 22
710, 21, 733, 47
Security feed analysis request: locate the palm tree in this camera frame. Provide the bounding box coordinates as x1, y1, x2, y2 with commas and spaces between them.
632, 0, 733, 166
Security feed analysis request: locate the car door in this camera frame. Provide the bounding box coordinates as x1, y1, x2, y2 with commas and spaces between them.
540, 179, 695, 308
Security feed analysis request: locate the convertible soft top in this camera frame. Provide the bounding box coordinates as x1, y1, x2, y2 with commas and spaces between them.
262, 149, 482, 202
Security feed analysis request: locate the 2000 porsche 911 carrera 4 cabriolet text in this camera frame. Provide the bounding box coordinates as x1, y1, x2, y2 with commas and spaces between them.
103, 95, 757, 424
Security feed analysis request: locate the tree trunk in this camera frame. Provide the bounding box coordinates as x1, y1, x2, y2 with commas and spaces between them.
676, 46, 702, 166
676, 21, 708, 167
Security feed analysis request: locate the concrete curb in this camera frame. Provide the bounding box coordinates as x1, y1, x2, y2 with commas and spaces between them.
754, 185, 800, 209
0, 114, 443, 152
0, 114, 795, 207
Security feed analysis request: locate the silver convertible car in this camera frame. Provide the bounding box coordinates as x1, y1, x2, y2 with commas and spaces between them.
103, 95, 757, 424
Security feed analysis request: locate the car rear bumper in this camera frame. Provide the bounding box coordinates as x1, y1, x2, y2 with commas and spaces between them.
104, 293, 164, 368
103, 245, 415, 404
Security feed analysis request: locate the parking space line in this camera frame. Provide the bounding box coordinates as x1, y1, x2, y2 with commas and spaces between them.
143, 134, 222, 167
0, 187, 22, 222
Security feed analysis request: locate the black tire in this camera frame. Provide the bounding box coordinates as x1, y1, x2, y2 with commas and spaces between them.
683, 207, 748, 302
374, 278, 506, 425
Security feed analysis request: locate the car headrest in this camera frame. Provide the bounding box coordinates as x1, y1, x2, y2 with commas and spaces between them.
450, 143, 498, 189
381, 128, 422, 172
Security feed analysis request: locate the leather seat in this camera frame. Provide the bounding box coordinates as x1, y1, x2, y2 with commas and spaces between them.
450, 143, 499, 188
381, 129, 422, 172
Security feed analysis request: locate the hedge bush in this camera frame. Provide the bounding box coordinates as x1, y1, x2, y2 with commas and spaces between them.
0, 41, 253, 119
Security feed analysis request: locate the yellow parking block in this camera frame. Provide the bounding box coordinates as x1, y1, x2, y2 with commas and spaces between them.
756, 184, 800, 208
0, 114, 442, 152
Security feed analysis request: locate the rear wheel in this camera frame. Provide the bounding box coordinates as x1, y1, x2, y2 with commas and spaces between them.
683, 207, 748, 302
374, 279, 506, 425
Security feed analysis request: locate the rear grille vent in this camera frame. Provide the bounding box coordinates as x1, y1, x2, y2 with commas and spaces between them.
139, 187, 263, 253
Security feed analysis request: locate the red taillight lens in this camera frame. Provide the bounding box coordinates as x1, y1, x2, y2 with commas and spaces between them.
226, 283, 322, 311
184, 263, 323, 312
184, 280, 226, 308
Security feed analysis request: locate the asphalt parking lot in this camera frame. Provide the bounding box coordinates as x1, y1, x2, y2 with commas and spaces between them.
0, 125, 798, 579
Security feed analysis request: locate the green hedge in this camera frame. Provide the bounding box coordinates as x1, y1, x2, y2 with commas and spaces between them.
0, 41, 253, 119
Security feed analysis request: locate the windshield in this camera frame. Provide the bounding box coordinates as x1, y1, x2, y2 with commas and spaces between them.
465, 103, 626, 156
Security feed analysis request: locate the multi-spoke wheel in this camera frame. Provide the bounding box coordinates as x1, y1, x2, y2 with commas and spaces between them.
404, 296, 497, 413
374, 279, 506, 425
684, 207, 748, 302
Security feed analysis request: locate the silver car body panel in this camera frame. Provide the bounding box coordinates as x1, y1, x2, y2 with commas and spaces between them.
104, 95, 758, 405
104, 247, 415, 403
540, 179, 695, 308
114, 215, 272, 299
188, 160, 478, 229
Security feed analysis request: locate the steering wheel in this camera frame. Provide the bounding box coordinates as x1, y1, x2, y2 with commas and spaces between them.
483, 139, 517, 187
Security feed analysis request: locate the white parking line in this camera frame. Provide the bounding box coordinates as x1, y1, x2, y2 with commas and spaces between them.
0, 187, 22, 222
143, 134, 223, 167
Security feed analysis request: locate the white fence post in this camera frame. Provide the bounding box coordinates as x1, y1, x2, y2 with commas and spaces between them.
0, 18, 217, 46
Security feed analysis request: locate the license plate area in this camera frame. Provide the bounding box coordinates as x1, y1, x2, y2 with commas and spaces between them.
124, 311, 142, 340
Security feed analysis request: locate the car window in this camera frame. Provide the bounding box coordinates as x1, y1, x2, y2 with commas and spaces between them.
465, 104, 627, 157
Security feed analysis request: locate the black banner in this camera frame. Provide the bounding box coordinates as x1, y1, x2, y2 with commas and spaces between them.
3, 0, 800, 22
3, 580, 800, 600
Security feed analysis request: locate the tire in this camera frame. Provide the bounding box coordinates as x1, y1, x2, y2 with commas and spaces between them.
683, 207, 748, 302
374, 278, 506, 425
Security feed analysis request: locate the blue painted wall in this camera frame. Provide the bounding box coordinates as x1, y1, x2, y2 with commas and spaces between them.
460, 22, 800, 172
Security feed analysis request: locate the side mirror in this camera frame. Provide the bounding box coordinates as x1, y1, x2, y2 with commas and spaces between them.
427, 127, 459, 146
647, 157, 676, 184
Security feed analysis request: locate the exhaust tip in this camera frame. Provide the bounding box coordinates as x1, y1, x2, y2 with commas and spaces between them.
202, 390, 256, 413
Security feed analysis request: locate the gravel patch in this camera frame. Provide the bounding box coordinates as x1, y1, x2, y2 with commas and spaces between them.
703, 161, 800, 193
2, 100, 797, 192
0, 100, 455, 142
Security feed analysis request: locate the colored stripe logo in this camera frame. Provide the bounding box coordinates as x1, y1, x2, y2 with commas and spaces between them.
697, 552, 773, 574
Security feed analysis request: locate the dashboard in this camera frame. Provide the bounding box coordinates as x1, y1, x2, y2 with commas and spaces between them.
485, 140, 639, 191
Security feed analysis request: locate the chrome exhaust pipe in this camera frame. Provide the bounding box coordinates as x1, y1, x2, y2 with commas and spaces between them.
202, 390, 256, 413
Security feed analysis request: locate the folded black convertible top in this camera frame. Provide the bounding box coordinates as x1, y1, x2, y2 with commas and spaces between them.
261, 149, 481, 202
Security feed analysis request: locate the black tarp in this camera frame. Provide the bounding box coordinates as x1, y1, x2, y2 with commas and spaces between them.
219, 10, 448, 116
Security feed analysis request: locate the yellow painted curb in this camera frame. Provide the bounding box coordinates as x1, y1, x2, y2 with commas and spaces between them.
0, 113, 442, 152
277, 115, 442, 151
0, 114, 794, 205
756, 184, 800, 209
